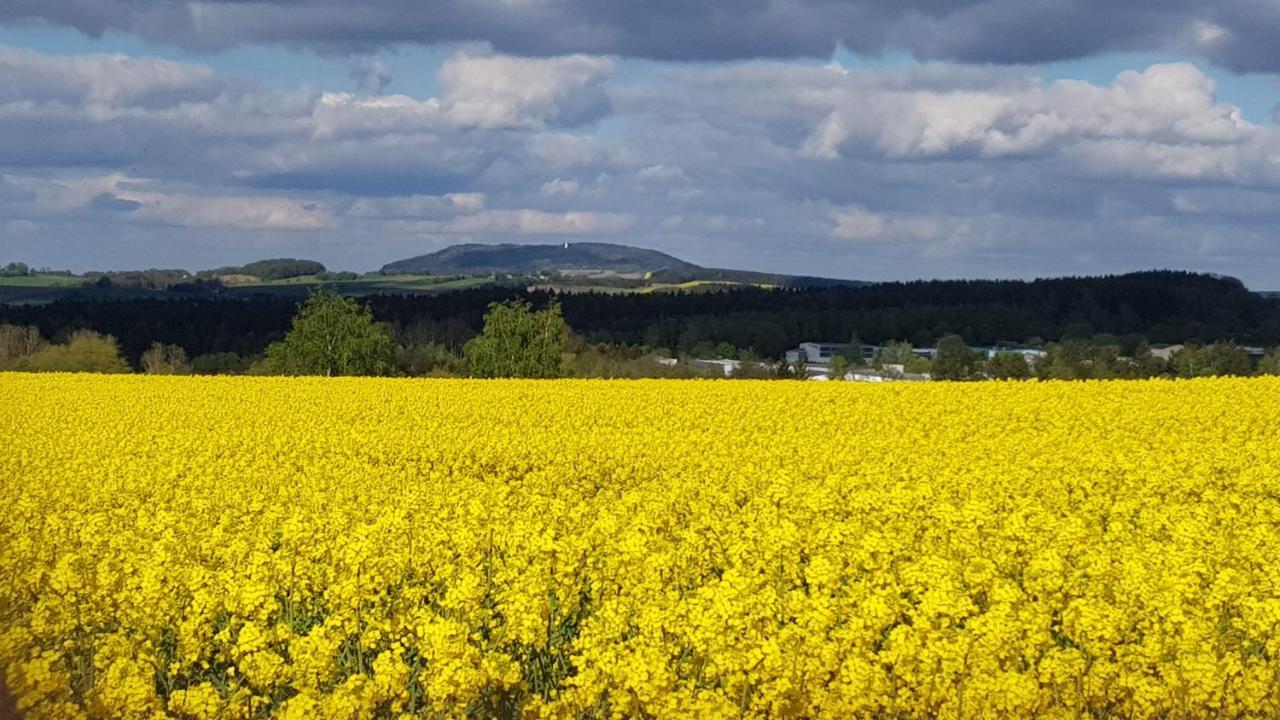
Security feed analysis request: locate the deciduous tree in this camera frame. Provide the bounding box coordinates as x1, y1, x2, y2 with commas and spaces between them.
21, 330, 130, 373
141, 342, 193, 375
932, 335, 982, 381
464, 299, 569, 378
265, 288, 392, 376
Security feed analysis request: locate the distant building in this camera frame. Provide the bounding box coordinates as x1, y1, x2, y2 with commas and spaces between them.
784, 342, 872, 365
690, 358, 740, 376
785, 339, 1045, 375
799, 360, 930, 383
982, 347, 1047, 361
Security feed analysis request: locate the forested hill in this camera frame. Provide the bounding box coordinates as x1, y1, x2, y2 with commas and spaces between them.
3, 270, 1276, 364
378, 241, 859, 287
382, 242, 700, 274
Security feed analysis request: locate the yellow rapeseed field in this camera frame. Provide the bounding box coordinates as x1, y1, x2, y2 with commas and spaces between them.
3, 374, 1280, 719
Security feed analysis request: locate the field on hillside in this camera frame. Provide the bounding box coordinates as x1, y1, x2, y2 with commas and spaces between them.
0, 274, 498, 305
3, 376, 1280, 719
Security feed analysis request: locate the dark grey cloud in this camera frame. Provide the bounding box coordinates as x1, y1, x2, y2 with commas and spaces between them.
4, 0, 1280, 71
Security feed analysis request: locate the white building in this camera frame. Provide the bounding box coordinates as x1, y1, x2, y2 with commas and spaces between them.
690, 358, 740, 376
784, 342, 871, 365
984, 348, 1047, 361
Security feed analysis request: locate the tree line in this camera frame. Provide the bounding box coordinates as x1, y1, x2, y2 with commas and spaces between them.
4, 287, 1280, 380
5, 271, 1278, 363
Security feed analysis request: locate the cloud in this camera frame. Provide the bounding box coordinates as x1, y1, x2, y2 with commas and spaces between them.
415, 209, 635, 235
347, 192, 486, 219
2, 173, 333, 230
540, 178, 580, 196
3, 44, 1280, 284
0, 46, 620, 196
5, 1, 1280, 71
90, 192, 142, 212
122, 193, 334, 230
437, 53, 614, 129
830, 206, 971, 247
347, 56, 392, 95
0, 45, 224, 107
642, 60, 1273, 185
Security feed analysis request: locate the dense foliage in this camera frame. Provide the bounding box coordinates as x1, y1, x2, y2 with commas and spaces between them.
198, 259, 327, 281
238, 259, 327, 281
5, 330, 129, 373
463, 300, 569, 378
2, 272, 1276, 366
82, 269, 200, 291
263, 290, 392, 377
4, 375, 1280, 718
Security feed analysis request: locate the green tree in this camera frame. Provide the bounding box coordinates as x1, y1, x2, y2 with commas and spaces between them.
238, 258, 327, 280
20, 330, 130, 373
394, 341, 463, 377
1171, 342, 1252, 378
1033, 340, 1130, 381
828, 354, 849, 380
844, 332, 864, 366
264, 288, 392, 376
1, 261, 30, 277
191, 352, 251, 375
874, 340, 909, 368
1257, 348, 1280, 376
986, 352, 1031, 380
932, 335, 981, 381
903, 354, 932, 374
1203, 342, 1253, 376
729, 360, 775, 379
1128, 342, 1168, 378
464, 299, 569, 378
141, 342, 193, 375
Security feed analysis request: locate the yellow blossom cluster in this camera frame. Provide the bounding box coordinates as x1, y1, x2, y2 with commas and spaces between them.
3, 373, 1280, 719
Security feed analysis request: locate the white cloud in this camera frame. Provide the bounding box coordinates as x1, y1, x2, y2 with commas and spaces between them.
831, 206, 970, 246
347, 192, 487, 219
830, 206, 887, 240
125, 193, 333, 230
311, 92, 445, 141
0, 173, 332, 230
799, 63, 1252, 164
0, 45, 224, 106
446, 193, 486, 212
540, 178, 580, 196
424, 209, 635, 235
437, 53, 614, 129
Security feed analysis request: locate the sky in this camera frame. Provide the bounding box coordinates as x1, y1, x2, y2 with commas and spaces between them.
0, 2, 1279, 286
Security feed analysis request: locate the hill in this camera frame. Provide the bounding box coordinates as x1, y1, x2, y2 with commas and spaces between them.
382, 242, 699, 276
0, 244, 863, 304
203, 258, 326, 281
381, 242, 863, 289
